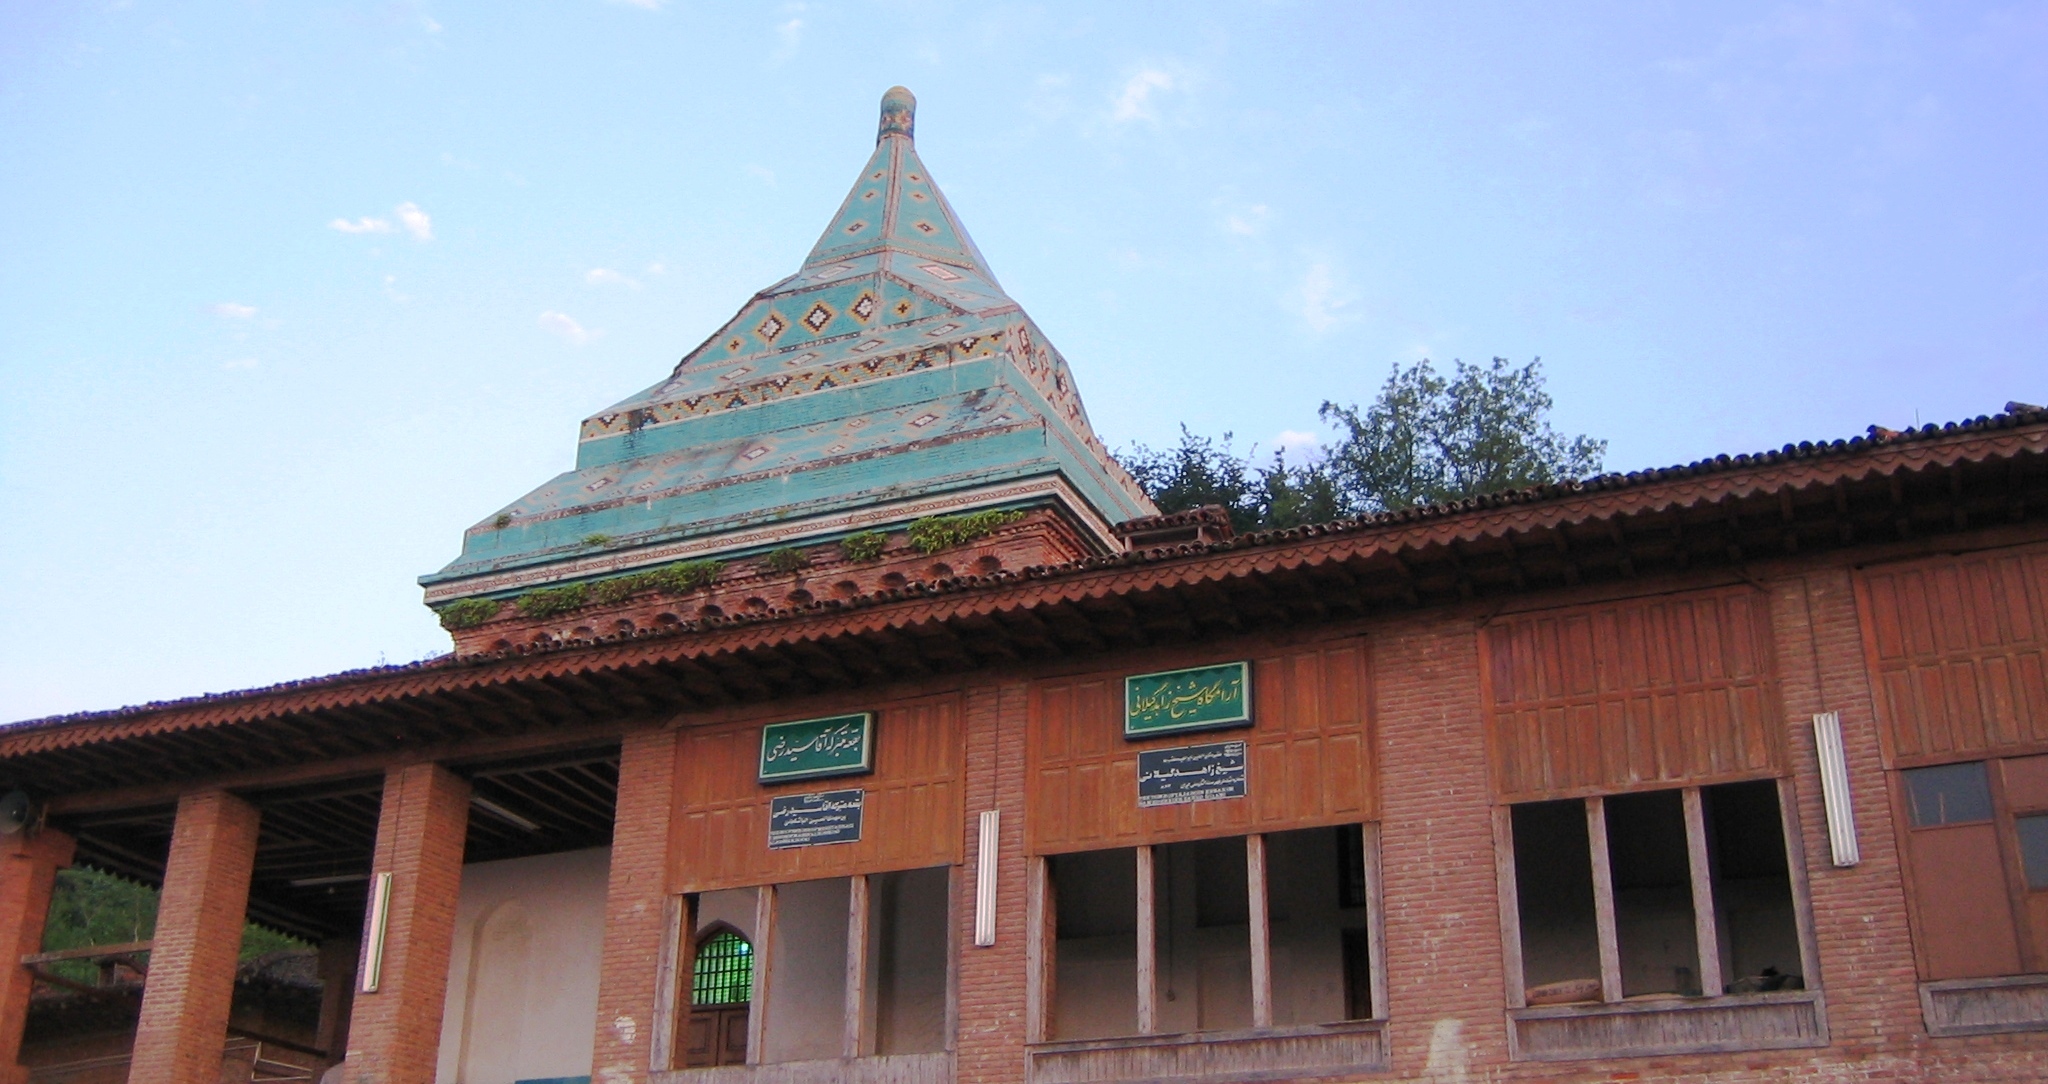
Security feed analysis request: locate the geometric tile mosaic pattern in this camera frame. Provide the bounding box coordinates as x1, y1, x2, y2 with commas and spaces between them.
423, 87, 1154, 598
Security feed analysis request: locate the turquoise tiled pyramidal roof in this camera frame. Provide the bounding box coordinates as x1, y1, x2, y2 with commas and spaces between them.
421, 87, 1155, 602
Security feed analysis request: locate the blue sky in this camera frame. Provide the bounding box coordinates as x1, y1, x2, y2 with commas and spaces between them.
3, 1, 2044, 720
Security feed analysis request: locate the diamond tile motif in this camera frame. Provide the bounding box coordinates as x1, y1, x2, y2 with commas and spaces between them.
919, 263, 962, 281
926, 322, 963, 337
852, 293, 878, 321
742, 446, 770, 461
893, 299, 915, 317
909, 414, 939, 428
803, 303, 835, 332
756, 312, 788, 342
850, 338, 887, 353
719, 366, 756, 383
914, 221, 938, 234
843, 221, 868, 235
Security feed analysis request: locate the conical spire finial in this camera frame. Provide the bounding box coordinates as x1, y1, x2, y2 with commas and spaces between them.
878, 86, 915, 144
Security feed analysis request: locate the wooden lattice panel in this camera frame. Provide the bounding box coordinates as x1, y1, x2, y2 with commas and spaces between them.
1026, 638, 1375, 854
671, 694, 963, 892
1857, 546, 2048, 764
1482, 585, 1783, 802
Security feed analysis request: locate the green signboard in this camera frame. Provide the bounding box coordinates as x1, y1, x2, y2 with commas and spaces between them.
1124, 661, 1252, 739
758, 712, 875, 783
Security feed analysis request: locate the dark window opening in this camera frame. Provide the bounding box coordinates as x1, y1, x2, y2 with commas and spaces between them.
1703, 781, 1803, 993
2019, 815, 2048, 891
1906, 761, 1993, 826
1605, 789, 1699, 997
1268, 826, 1373, 1023
1511, 800, 1600, 1004
1049, 849, 1138, 1041
1154, 837, 1251, 1033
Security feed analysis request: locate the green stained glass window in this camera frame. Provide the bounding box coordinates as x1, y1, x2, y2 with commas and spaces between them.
692, 930, 753, 1006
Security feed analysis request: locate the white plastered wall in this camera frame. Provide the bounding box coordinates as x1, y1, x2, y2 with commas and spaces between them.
435, 847, 611, 1084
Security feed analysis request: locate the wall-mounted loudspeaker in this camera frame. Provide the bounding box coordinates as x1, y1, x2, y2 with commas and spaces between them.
0, 790, 37, 836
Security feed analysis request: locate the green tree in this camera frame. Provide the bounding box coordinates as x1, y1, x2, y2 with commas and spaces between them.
1119, 357, 1604, 529
39, 867, 305, 984
1320, 357, 1604, 512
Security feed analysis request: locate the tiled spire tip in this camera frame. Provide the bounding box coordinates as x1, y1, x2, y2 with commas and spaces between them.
878, 86, 915, 143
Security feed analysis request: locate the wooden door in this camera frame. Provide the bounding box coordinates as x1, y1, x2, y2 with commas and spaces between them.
683, 1006, 750, 1067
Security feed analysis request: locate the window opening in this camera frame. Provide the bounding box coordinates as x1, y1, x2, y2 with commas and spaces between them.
1605, 790, 1700, 997
2019, 815, 2048, 891
1154, 837, 1251, 1033
763, 878, 852, 1064
1510, 801, 1601, 1004
1702, 780, 1803, 993
1049, 849, 1138, 1040
1265, 825, 1374, 1024
1906, 761, 1993, 826
692, 930, 753, 1007
682, 889, 759, 1070
866, 867, 950, 1055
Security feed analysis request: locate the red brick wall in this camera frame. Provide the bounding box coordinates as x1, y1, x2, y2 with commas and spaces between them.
591, 724, 681, 1084
343, 763, 470, 1084
955, 680, 1029, 1084
128, 789, 260, 1084
0, 829, 72, 1084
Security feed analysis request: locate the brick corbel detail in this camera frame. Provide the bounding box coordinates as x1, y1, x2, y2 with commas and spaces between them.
342, 763, 470, 1084
590, 725, 680, 1084
0, 828, 74, 1084
128, 790, 261, 1084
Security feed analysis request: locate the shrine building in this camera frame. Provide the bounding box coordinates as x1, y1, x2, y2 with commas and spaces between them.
4, 87, 2048, 1084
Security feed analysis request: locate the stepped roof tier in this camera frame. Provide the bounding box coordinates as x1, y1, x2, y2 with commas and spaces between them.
421, 87, 1154, 630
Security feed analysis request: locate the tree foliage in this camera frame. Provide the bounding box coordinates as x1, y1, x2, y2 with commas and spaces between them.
39, 866, 305, 984
1118, 357, 1604, 531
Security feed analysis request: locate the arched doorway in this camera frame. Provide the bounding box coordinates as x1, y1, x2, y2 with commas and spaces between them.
684, 924, 753, 1067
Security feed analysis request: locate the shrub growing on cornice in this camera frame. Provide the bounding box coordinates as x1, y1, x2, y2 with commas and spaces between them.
764, 547, 812, 573
907, 509, 1026, 556
437, 597, 503, 631
839, 531, 887, 562
516, 583, 590, 619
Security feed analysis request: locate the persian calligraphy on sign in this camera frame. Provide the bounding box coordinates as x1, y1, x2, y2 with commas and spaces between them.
1136, 741, 1248, 808
1124, 661, 1251, 738
758, 712, 874, 782
768, 789, 865, 849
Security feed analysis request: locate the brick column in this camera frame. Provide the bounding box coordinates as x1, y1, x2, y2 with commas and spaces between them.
1769, 569, 1923, 1047
956, 680, 1029, 1084
128, 790, 262, 1084
0, 829, 74, 1084
591, 726, 680, 1084
314, 938, 359, 1070
1373, 617, 1510, 1075
343, 763, 470, 1084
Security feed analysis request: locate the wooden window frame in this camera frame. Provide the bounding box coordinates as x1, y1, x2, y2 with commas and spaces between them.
1493, 777, 1822, 1010
1026, 824, 1388, 1044
652, 868, 960, 1072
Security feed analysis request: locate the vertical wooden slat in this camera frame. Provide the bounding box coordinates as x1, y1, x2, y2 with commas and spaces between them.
1778, 776, 1825, 990
1493, 807, 1526, 1008
1586, 797, 1622, 1002
1025, 856, 1050, 1043
845, 874, 870, 1058
649, 893, 692, 1071
747, 884, 778, 1065
1246, 834, 1273, 1028
1361, 821, 1389, 1020
943, 864, 961, 1052
1682, 787, 1724, 997
1136, 845, 1158, 1035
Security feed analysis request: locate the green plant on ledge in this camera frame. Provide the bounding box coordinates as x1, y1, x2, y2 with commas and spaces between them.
582, 533, 614, 547
764, 547, 812, 573
591, 559, 727, 605
516, 582, 590, 619
437, 597, 503, 631
493, 512, 513, 529
907, 509, 1026, 556
839, 531, 887, 562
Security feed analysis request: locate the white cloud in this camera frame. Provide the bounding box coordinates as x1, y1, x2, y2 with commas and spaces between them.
608, 0, 665, 9
645, 260, 667, 275
395, 201, 433, 241
586, 268, 640, 289
422, 15, 442, 32
539, 311, 597, 344
1111, 69, 1176, 123
1293, 260, 1360, 335
746, 163, 777, 186
1273, 430, 1324, 467
209, 301, 257, 319
221, 357, 260, 370
1224, 203, 1270, 236
329, 216, 392, 234
771, 10, 805, 62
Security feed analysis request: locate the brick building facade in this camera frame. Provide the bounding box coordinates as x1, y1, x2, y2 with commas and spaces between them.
3, 89, 2047, 1084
